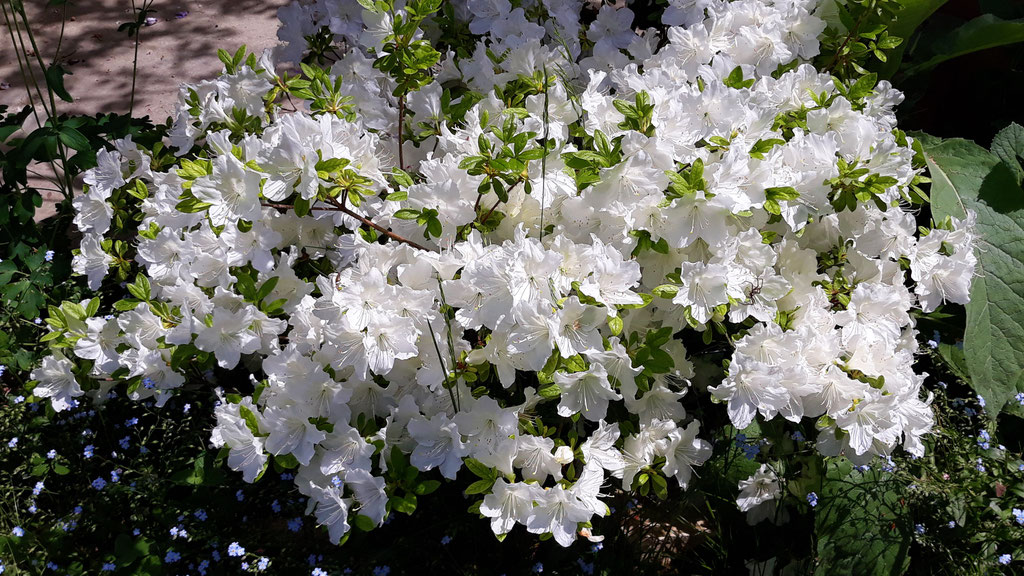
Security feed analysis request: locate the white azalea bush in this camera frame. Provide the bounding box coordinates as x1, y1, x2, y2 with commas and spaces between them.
33, 0, 977, 548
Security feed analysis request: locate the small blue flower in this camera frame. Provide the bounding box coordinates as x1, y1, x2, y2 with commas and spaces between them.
101, 563, 116, 571
6, 437, 16, 448
915, 524, 925, 535
976, 458, 986, 473
13, 395, 23, 403
228, 542, 245, 557
287, 517, 303, 532
947, 520, 955, 528
440, 535, 452, 545
198, 560, 210, 575
791, 431, 804, 442
257, 557, 270, 571
84, 445, 95, 458
977, 395, 986, 408
998, 554, 1011, 565
11, 526, 24, 537
46, 449, 56, 459
110, 469, 121, 483
591, 542, 603, 553
532, 562, 544, 573
311, 569, 328, 576
33, 481, 44, 496
164, 550, 180, 563
91, 477, 107, 490
1012, 508, 1024, 525
0, 364, 6, 377
194, 509, 208, 521
372, 566, 390, 576
271, 499, 281, 513
806, 492, 818, 507
236, 489, 245, 502
119, 436, 130, 450
1016, 392, 1024, 405
44, 250, 54, 262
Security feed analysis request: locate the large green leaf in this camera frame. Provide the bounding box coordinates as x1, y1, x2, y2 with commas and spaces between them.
814, 459, 912, 575
904, 15, 1024, 76
877, 0, 949, 78
920, 133, 1024, 415
991, 122, 1024, 185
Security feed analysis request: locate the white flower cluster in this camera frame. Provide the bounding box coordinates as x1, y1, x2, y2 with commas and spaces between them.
36, 0, 977, 546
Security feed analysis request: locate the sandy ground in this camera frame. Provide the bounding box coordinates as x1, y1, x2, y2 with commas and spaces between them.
1, 0, 288, 217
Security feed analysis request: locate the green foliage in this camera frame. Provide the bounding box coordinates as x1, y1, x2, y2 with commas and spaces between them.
991, 122, 1024, 185
921, 131, 1024, 415
815, 462, 912, 575
819, 0, 907, 80
903, 14, 1024, 77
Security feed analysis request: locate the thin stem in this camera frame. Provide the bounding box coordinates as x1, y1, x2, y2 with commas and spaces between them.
52, 0, 67, 65
539, 65, 549, 240
128, 0, 146, 116
1, 2, 43, 127
428, 323, 459, 413
322, 196, 432, 252
16, 2, 59, 118
397, 94, 406, 170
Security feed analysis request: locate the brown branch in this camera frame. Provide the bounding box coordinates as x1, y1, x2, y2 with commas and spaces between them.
479, 199, 502, 227
323, 196, 431, 252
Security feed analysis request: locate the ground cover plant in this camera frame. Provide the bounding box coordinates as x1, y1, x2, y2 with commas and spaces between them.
2, 0, 1024, 574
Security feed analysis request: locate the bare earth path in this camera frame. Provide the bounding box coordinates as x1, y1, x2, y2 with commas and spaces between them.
1, 0, 288, 216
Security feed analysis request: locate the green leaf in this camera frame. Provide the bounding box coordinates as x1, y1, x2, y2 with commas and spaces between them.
255, 277, 279, 304
391, 493, 417, 514
238, 405, 262, 436
464, 478, 495, 495
394, 208, 420, 220
723, 66, 755, 89
45, 64, 73, 103
814, 460, 912, 576
936, 341, 971, 383
537, 381, 561, 399
652, 284, 679, 299
873, 0, 950, 77
921, 133, 1024, 415
904, 15, 1024, 76
765, 186, 800, 201
413, 479, 441, 495
293, 196, 311, 218
991, 122, 1024, 184
464, 458, 495, 480
58, 126, 90, 151
113, 299, 142, 311
353, 514, 376, 531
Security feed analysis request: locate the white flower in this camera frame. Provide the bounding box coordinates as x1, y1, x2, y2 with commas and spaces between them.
526, 484, 593, 547
736, 464, 782, 525
195, 308, 260, 369
554, 364, 621, 422
661, 421, 712, 489
30, 354, 83, 412
480, 479, 541, 535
